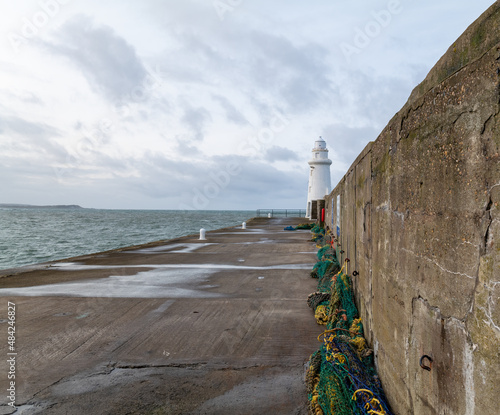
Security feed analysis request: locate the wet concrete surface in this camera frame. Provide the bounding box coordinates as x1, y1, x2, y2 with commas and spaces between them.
0, 217, 322, 414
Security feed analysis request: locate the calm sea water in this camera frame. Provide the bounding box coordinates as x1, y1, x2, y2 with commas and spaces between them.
0, 208, 254, 270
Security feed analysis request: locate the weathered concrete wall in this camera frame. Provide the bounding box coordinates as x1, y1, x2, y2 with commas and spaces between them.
324, 3, 500, 414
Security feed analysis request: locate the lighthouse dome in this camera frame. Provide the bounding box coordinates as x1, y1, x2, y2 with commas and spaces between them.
313, 136, 327, 151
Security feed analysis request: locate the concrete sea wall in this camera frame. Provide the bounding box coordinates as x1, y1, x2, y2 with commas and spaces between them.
324, 3, 500, 414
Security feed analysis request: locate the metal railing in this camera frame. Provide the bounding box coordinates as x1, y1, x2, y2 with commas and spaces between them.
256, 209, 306, 218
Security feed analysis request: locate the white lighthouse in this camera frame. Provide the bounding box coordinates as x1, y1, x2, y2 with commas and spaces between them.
306, 136, 332, 219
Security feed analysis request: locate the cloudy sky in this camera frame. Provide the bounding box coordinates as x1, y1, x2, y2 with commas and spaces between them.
0, 0, 495, 210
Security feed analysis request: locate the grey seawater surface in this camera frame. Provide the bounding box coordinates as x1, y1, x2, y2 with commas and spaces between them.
0, 208, 254, 270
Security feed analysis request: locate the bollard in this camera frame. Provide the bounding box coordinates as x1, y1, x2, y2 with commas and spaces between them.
268, 213, 271, 218
199, 228, 206, 240
242, 222, 247, 229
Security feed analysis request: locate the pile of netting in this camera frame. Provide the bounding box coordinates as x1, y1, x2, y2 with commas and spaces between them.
284, 223, 315, 231
306, 241, 393, 415
311, 224, 326, 243
297, 223, 315, 230
310, 245, 341, 294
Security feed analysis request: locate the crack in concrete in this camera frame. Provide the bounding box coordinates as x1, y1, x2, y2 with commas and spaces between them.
116, 362, 208, 370
480, 113, 495, 134
451, 109, 477, 127
85, 362, 118, 377
399, 100, 426, 141
489, 181, 500, 192
476, 287, 500, 335
216, 364, 266, 371
482, 196, 493, 255
476, 304, 500, 334
467, 190, 497, 327
402, 248, 476, 280
30, 375, 67, 400
27, 362, 119, 405
413, 296, 473, 329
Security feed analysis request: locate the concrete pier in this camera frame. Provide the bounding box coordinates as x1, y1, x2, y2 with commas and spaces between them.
0, 217, 321, 414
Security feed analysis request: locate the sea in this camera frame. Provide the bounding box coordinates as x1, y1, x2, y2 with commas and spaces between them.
0, 208, 255, 270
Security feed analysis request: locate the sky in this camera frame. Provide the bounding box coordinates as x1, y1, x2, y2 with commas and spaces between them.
0, 0, 496, 210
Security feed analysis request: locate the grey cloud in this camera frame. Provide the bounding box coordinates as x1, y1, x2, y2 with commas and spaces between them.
153, 25, 336, 116
45, 15, 147, 102
224, 162, 307, 209
247, 33, 336, 111
150, 28, 228, 87
321, 124, 378, 161
21, 93, 43, 105
2, 90, 43, 106
175, 138, 202, 156
103, 153, 306, 209
265, 146, 299, 162
280, 76, 321, 111
181, 105, 212, 142
74, 152, 221, 205
0, 116, 59, 140
345, 70, 412, 128
0, 142, 308, 209
212, 95, 248, 125
210, 155, 306, 198
124, 155, 203, 198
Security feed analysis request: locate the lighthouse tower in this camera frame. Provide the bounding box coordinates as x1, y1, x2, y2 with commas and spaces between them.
306, 137, 332, 219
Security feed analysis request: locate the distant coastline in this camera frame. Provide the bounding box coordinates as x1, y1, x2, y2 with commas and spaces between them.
0, 204, 83, 209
